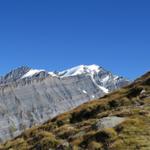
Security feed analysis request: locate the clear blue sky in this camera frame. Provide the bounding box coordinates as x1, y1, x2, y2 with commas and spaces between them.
0, 0, 149, 79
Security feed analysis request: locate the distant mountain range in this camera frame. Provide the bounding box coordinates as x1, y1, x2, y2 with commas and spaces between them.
0, 65, 129, 142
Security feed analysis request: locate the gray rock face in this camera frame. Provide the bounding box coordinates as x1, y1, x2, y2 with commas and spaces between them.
0, 65, 129, 142
94, 116, 126, 130
0, 66, 30, 85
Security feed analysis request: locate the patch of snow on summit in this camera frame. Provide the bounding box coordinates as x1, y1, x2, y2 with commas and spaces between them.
59, 64, 101, 77
21, 69, 44, 79
113, 75, 119, 80
48, 72, 57, 77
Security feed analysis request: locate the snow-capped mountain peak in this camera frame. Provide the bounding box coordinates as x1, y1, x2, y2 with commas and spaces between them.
59, 64, 101, 77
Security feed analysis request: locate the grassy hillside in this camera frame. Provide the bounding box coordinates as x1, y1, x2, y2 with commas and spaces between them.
0, 72, 150, 150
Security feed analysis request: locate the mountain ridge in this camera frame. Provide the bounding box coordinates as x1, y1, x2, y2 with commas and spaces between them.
0, 64, 127, 80
0, 65, 128, 94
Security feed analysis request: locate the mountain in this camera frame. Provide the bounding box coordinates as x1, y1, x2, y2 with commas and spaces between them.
0, 71, 149, 150
0, 65, 129, 142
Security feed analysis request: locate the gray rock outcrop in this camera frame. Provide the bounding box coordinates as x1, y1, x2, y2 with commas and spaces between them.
94, 116, 126, 130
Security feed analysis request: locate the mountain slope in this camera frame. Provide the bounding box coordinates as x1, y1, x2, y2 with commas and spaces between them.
0, 65, 129, 142
0, 71, 149, 150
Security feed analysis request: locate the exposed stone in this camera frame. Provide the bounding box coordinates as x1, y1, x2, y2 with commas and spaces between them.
94, 116, 126, 130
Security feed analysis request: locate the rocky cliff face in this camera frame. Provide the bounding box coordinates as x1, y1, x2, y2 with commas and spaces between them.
0, 65, 129, 142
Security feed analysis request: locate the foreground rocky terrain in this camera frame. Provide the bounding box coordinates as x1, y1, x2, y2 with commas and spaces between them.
0, 71, 149, 150
0, 65, 129, 142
